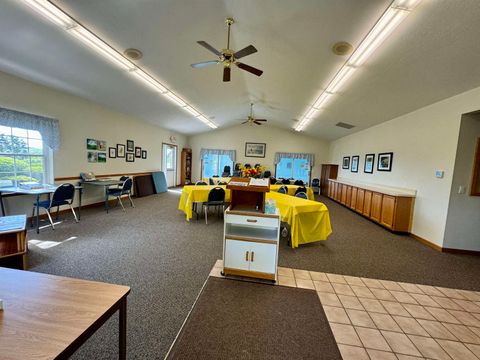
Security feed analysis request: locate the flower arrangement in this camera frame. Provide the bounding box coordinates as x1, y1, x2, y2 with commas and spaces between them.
237, 163, 266, 178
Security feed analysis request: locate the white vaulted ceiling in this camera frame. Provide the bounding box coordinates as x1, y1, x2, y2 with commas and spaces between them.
0, 1, 479, 140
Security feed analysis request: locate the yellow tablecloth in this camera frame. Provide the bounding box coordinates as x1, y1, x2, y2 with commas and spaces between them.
178, 185, 332, 248
269, 185, 314, 200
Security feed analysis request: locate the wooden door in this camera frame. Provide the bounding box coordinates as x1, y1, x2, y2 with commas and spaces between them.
356, 188, 365, 213
224, 239, 250, 271
350, 187, 358, 209
380, 195, 396, 229
346, 186, 352, 207
370, 193, 383, 222
248, 242, 277, 274
363, 191, 372, 216
341, 184, 347, 204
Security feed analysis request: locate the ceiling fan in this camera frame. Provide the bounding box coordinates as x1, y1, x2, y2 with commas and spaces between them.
242, 103, 267, 125
191, 17, 263, 82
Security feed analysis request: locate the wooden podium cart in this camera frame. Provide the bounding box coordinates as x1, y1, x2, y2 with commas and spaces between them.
226, 177, 270, 213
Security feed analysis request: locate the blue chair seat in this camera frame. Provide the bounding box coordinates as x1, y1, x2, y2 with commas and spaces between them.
37, 199, 69, 208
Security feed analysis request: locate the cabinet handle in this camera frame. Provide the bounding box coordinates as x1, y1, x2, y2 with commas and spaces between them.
245, 251, 249, 261
251, 251, 254, 262
246, 219, 257, 223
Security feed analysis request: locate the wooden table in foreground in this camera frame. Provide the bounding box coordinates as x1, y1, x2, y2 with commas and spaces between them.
0, 267, 131, 359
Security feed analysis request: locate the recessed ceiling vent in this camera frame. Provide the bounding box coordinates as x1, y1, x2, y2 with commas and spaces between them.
124, 48, 143, 60
336, 122, 355, 129
332, 41, 353, 56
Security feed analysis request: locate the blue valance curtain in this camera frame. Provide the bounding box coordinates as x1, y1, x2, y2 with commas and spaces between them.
200, 148, 236, 162
0, 107, 60, 151
274, 152, 315, 166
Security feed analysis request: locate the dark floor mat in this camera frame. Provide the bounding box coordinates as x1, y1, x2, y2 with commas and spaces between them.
167, 277, 341, 360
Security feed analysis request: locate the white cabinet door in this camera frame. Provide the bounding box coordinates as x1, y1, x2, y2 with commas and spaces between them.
248, 242, 277, 274
224, 239, 250, 271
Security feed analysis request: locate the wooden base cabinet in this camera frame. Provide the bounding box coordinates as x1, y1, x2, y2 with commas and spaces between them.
223, 208, 280, 281
327, 180, 414, 233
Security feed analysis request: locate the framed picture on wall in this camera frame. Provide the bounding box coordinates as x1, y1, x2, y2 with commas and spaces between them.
97, 140, 107, 151
351, 156, 359, 172
364, 154, 375, 173
135, 146, 142, 158
117, 144, 125, 158
142, 150, 147, 159
126, 153, 135, 162
98, 152, 107, 163
342, 156, 350, 169
109, 147, 116, 158
87, 151, 97, 163
127, 140, 134, 152
377, 152, 393, 171
245, 142, 266, 158
86, 138, 97, 150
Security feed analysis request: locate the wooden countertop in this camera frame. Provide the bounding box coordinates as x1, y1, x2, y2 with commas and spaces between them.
329, 179, 416, 197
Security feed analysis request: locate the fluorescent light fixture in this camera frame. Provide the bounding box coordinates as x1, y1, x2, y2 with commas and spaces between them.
68, 27, 136, 71
294, 0, 421, 132
312, 92, 332, 109
21, 0, 219, 130
183, 106, 200, 117
348, 8, 408, 67
23, 0, 74, 28
131, 69, 167, 93
163, 92, 187, 107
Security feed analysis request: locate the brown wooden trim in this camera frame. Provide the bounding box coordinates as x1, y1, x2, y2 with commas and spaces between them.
223, 267, 275, 280
470, 137, 480, 196
226, 210, 279, 219
410, 233, 443, 252
442, 247, 480, 256
225, 236, 277, 245
55, 171, 159, 181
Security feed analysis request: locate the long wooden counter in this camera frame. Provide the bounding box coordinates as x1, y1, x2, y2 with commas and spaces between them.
327, 179, 415, 232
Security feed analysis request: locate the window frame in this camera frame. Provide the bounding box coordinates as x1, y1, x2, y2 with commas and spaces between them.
0, 125, 52, 187
275, 156, 312, 184
201, 153, 234, 179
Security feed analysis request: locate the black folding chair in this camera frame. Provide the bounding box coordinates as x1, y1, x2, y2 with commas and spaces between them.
203, 187, 226, 224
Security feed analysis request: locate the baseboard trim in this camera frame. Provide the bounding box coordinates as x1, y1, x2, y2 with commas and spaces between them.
410, 233, 443, 252
410, 233, 480, 256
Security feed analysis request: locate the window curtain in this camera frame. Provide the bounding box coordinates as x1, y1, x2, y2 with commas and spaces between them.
274, 152, 315, 166
0, 107, 60, 151
200, 148, 236, 162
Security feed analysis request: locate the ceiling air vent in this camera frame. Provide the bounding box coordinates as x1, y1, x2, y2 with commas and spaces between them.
336, 122, 355, 129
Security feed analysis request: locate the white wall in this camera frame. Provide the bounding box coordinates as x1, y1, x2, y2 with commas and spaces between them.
187, 124, 330, 182
329, 86, 480, 247
0, 70, 186, 214
443, 113, 480, 251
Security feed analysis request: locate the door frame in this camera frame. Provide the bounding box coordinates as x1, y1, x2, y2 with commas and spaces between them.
162, 142, 178, 187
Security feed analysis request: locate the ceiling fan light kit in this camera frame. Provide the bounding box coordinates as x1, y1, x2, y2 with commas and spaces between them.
295, 0, 422, 132
191, 17, 264, 82
241, 103, 267, 126
21, 0, 217, 129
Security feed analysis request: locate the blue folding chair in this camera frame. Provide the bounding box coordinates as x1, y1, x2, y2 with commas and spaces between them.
106, 178, 135, 212
33, 183, 78, 230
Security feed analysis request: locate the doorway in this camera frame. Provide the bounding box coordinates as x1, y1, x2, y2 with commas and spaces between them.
162, 143, 177, 187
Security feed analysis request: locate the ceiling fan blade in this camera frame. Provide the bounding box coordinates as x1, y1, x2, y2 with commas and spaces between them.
253, 121, 263, 125
197, 41, 221, 56
241, 120, 249, 124
191, 60, 220, 68
236, 62, 263, 77
255, 119, 267, 122
233, 45, 258, 59
223, 66, 231, 82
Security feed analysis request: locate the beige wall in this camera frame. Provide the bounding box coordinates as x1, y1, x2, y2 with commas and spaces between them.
328, 86, 480, 247
443, 113, 480, 251
187, 124, 330, 183
0, 70, 186, 214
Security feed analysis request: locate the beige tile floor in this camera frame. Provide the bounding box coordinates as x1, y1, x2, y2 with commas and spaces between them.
210, 260, 480, 360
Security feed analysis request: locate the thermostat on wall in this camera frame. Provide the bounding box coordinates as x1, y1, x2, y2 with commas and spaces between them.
435, 170, 444, 178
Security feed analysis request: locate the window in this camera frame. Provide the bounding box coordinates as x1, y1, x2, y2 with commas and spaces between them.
0, 125, 50, 187
276, 157, 311, 184
165, 146, 175, 170
202, 153, 233, 178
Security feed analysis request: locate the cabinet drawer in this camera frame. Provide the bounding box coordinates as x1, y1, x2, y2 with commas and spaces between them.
225, 213, 278, 228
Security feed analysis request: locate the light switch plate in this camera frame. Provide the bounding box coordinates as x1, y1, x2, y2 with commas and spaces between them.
435, 170, 444, 178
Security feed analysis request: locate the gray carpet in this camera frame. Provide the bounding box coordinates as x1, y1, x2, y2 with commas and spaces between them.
278, 195, 480, 291
6, 189, 478, 359
167, 277, 341, 360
